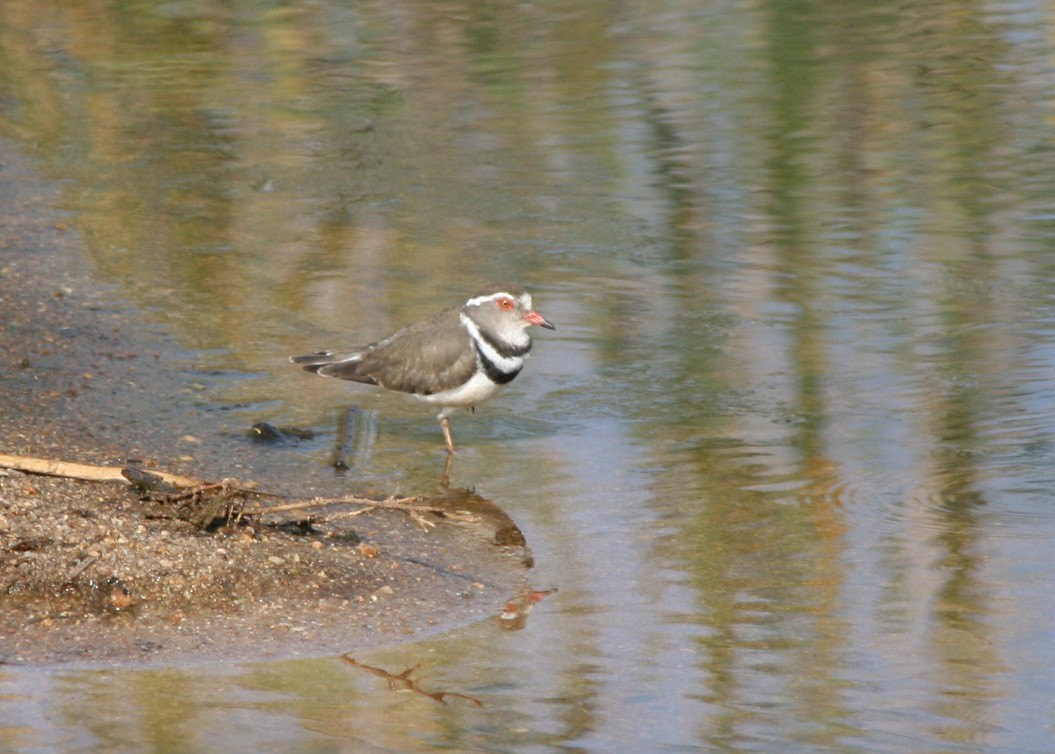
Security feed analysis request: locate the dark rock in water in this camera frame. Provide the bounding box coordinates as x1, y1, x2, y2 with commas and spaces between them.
250, 422, 286, 442
249, 422, 317, 444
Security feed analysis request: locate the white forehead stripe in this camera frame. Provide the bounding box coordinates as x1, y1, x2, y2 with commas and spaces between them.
464, 291, 531, 309
459, 313, 526, 373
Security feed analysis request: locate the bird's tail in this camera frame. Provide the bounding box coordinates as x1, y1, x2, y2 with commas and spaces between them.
289, 350, 348, 374
290, 350, 375, 383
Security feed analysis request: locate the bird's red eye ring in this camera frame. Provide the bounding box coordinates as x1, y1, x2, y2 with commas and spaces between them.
497, 297, 514, 310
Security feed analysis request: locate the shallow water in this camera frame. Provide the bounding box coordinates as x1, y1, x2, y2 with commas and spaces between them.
4, 0, 1055, 751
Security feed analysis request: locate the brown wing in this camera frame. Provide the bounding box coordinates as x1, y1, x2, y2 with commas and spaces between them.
313, 307, 477, 396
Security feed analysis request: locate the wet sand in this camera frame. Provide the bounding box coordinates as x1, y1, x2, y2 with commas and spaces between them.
0, 139, 533, 667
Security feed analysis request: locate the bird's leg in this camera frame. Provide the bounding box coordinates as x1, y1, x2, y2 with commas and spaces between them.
439, 416, 457, 454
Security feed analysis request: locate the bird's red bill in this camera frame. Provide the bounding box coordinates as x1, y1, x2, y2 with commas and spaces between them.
526, 311, 556, 330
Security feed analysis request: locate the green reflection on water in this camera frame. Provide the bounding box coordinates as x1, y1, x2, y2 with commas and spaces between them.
3, 0, 1055, 751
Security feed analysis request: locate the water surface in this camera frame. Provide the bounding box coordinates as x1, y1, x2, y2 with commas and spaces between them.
3, 0, 1055, 751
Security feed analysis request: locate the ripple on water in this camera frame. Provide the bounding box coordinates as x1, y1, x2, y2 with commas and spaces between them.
899, 469, 1055, 541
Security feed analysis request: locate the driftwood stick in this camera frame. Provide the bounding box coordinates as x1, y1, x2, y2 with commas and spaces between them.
0, 453, 203, 488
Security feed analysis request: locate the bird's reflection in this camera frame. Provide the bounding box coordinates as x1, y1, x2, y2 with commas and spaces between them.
496, 586, 558, 631
321, 402, 490, 488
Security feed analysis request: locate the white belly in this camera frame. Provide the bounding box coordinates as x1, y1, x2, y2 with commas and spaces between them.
414, 370, 503, 416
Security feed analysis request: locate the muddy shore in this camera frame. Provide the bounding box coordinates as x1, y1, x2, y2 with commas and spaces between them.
0, 139, 534, 667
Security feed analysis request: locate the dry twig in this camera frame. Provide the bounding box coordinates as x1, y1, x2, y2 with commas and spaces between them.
0, 451, 469, 531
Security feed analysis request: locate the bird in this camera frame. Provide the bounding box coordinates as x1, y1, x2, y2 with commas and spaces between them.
291, 282, 555, 454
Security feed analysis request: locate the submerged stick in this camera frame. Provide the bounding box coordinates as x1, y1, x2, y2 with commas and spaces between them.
340, 656, 483, 707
